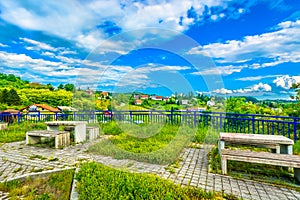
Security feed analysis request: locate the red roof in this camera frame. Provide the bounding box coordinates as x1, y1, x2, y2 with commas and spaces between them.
20, 104, 60, 112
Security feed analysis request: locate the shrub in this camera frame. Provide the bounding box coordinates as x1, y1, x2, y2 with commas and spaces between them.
76, 162, 233, 200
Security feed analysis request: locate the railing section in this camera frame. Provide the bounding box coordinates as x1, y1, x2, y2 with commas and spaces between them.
1, 110, 300, 141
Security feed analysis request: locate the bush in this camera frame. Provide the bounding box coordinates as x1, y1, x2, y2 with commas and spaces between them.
101, 121, 123, 135
0, 169, 74, 200
88, 124, 195, 164
0, 121, 47, 143
76, 162, 232, 200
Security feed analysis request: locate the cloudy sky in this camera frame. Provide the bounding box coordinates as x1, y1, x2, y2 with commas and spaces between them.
0, 0, 300, 99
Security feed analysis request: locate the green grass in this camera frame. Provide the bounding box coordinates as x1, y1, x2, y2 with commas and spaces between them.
0, 169, 74, 200
0, 122, 46, 143
76, 162, 238, 200
293, 140, 300, 155
193, 124, 220, 145
88, 123, 196, 164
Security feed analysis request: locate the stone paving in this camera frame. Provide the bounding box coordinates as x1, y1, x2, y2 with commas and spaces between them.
0, 139, 300, 199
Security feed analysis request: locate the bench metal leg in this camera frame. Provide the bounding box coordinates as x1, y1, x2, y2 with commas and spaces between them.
294, 168, 300, 183
221, 156, 227, 174
218, 140, 225, 154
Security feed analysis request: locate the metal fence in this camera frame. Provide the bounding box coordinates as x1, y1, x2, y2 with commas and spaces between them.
1, 110, 300, 141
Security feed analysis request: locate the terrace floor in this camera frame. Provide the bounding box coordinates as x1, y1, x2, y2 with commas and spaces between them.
0, 139, 299, 200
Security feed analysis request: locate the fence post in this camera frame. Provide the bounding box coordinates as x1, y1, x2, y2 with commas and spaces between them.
294, 118, 298, 141
18, 112, 21, 124
55, 113, 58, 121
38, 112, 41, 122
220, 113, 223, 130
252, 115, 255, 134
193, 111, 197, 126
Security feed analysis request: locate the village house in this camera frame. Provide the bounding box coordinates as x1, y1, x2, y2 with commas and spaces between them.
140, 95, 149, 100
20, 104, 60, 114
135, 99, 142, 105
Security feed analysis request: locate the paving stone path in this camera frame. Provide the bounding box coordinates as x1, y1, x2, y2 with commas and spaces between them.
0, 139, 300, 200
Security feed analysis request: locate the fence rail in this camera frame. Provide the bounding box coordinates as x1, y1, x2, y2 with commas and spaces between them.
1, 110, 300, 141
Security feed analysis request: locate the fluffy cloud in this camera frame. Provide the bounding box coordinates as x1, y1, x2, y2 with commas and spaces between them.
212, 82, 272, 95
20, 37, 58, 52
273, 75, 300, 89
191, 65, 245, 75
188, 20, 300, 68
0, 0, 258, 50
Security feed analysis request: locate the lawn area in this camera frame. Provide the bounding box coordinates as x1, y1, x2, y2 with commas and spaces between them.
0, 122, 46, 143
0, 169, 74, 200
88, 123, 197, 164
76, 162, 238, 200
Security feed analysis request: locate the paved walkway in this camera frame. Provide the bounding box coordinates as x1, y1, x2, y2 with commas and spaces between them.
0, 139, 300, 200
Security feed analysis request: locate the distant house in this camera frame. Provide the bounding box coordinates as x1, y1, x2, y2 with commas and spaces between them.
140, 95, 149, 100
207, 100, 215, 107
135, 99, 142, 105
85, 89, 94, 95
163, 97, 169, 101
20, 104, 60, 114
150, 95, 156, 100
181, 100, 188, 105
155, 96, 163, 101
101, 91, 109, 97
57, 106, 78, 113
133, 94, 140, 100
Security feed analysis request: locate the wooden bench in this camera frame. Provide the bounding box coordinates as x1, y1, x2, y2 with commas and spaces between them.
219, 132, 294, 154
26, 130, 70, 149
221, 149, 300, 182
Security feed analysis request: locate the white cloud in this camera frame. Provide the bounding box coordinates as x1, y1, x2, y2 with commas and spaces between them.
0, 0, 255, 50
236, 75, 281, 81
213, 88, 233, 94
252, 82, 272, 91
213, 82, 272, 95
20, 37, 58, 51
191, 65, 245, 75
273, 75, 300, 89
188, 20, 300, 68
0, 43, 8, 47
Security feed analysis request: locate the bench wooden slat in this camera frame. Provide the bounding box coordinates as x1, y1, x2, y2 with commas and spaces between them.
222, 149, 300, 163
221, 149, 300, 179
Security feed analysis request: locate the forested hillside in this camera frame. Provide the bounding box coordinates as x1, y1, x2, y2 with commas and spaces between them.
0, 73, 73, 110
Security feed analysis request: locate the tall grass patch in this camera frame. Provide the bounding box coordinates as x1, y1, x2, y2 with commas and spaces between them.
88, 123, 195, 164
0, 122, 46, 143
76, 162, 236, 200
0, 169, 74, 200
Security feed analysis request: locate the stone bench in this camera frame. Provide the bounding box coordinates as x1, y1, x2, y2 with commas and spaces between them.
86, 126, 99, 141
221, 149, 300, 182
26, 130, 70, 149
46, 121, 87, 143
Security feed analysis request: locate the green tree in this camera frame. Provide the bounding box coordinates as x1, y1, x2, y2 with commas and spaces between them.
7, 89, 21, 105
64, 83, 75, 92
291, 83, 300, 100
57, 84, 64, 90
0, 89, 8, 104
47, 83, 55, 91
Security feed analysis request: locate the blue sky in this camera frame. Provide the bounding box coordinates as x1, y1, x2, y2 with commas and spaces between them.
0, 0, 300, 99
